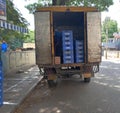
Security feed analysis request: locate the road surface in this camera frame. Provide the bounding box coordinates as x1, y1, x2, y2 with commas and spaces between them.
14, 58, 120, 113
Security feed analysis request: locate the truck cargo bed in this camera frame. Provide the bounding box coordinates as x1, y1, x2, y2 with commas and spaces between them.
34, 6, 101, 67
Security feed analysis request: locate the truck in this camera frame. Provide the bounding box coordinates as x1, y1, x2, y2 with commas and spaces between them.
34, 6, 101, 86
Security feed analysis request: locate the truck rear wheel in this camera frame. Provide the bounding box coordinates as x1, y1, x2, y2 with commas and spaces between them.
84, 77, 91, 83
47, 80, 57, 87
44, 68, 58, 87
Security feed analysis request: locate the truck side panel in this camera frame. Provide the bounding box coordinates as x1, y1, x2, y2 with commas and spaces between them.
87, 12, 101, 63
35, 12, 52, 65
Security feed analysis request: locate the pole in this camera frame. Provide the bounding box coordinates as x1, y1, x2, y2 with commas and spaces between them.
105, 27, 108, 59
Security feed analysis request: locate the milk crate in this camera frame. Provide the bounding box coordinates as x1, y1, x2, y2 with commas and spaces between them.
63, 44, 74, 51
62, 30, 74, 63
0, 81, 3, 106
0, 61, 3, 106
76, 58, 84, 63
62, 30, 74, 50
62, 40, 73, 47
63, 50, 74, 55
62, 30, 73, 41
75, 40, 84, 46
75, 40, 84, 63
63, 58, 74, 64
76, 50, 84, 54
63, 54, 74, 60
63, 52, 74, 64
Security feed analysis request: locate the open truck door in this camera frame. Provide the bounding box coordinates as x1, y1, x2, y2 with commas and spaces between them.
87, 12, 101, 63
35, 12, 52, 65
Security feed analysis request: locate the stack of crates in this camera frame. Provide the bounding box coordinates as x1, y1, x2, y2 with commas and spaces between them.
62, 30, 74, 63
0, 61, 3, 106
75, 40, 84, 63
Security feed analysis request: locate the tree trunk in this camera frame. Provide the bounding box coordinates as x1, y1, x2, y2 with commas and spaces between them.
52, 0, 70, 5
52, 0, 57, 5
59, 0, 66, 5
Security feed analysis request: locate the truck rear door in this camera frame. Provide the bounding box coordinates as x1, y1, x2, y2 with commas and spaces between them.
35, 12, 52, 65
87, 12, 101, 63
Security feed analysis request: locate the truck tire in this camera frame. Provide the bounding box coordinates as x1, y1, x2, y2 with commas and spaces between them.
84, 77, 91, 83
47, 80, 57, 87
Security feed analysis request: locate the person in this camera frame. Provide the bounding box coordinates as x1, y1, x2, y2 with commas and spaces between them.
1, 40, 8, 52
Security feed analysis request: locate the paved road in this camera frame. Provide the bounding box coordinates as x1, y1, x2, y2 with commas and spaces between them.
14, 58, 120, 113
0, 65, 42, 113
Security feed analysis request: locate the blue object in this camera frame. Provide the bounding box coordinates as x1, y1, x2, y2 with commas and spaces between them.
62, 30, 74, 63
0, 61, 3, 106
75, 40, 84, 63
1, 42, 8, 52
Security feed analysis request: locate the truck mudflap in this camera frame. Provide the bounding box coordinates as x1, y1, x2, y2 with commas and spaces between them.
92, 64, 99, 73
83, 64, 99, 73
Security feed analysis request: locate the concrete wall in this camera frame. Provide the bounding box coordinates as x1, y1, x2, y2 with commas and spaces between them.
1, 50, 36, 75
103, 50, 120, 59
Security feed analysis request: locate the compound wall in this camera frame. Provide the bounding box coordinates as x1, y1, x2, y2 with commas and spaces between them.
1, 50, 36, 75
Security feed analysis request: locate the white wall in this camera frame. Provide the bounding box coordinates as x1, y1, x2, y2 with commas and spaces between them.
1, 50, 36, 75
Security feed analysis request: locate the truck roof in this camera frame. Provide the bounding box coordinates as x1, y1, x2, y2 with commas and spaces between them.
36, 6, 98, 12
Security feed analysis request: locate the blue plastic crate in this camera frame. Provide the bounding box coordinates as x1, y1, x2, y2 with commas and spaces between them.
63, 53, 74, 60
62, 30, 74, 55
63, 59, 74, 64
76, 55, 84, 58
0, 81, 3, 90
76, 49, 84, 55
63, 50, 74, 55
0, 95, 3, 106
63, 55, 74, 59
63, 36, 73, 41
76, 50, 84, 54
0, 61, 3, 106
76, 59, 84, 63
0, 89, 3, 95
0, 69, 3, 75
0, 82, 3, 106
0, 76, 3, 81
75, 53, 84, 62
63, 52, 74, 64
63, 44, 73, 49
75, 45, 84, 51
63, 47, 74, 64
75, 40, 84, 61
62, 30, 73, 42
63, 41, 72, 45
62, 30, 73, 37
75, 40, 84, 46
75, 55, 84, 62
76, 46, 84, 50
63, 45, 74, 51
62, 40, 73, 46
63, 39, 73, 49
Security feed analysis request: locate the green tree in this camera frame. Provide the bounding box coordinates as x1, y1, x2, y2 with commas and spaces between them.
102, 17, 118, 42
7, 0, 29, 27
24, 30, 35, 43
25, 0, 113, 13
0, 0, 29, 50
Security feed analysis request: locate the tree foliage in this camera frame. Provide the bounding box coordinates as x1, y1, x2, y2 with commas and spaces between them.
7, 0, 29, 27
24, 30, 35, 43
0, 0, 30, 50
102, 17, 118, 42
25, 0, 113, 13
